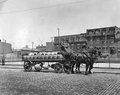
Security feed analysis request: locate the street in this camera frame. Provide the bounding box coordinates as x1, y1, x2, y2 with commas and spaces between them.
0, 65, 120, 95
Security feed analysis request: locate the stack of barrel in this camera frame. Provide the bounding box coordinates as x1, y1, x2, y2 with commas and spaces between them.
23, 52, 63, 61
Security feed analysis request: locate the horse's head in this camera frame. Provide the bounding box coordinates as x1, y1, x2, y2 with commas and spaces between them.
88, 47, 102, 60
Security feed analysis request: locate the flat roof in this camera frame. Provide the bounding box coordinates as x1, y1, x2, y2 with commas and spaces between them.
87, 26, 117, 31
54, 33, 86, 38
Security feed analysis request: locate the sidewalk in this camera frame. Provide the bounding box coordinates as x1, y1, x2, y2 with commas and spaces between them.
0, 61, 23, 66
93, 67, 120, 74
0, 64, 120, 74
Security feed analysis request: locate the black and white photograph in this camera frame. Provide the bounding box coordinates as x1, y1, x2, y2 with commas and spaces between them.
0, 0, 120, 95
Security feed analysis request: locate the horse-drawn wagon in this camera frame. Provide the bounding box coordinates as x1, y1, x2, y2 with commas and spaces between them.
22, 51, 67, 73
22, 43, 101, 75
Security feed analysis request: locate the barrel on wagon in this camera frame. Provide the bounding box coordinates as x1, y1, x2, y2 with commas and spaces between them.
22, 51, 65, 72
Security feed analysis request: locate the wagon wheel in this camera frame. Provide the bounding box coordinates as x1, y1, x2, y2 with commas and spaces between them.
63, 62, 71, 74
54, 65, 63, 73
24, 61, 32, 71
53, 63, 63, 73
34, 63, 43, 72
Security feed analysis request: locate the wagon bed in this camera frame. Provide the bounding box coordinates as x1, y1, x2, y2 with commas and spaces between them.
22, 52, 65, 72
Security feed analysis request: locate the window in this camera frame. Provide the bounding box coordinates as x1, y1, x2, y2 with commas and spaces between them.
96, 38, 100, 41
109, 40, 114, 44
102, 28, 106, 35
65, 37, 69, 42
71, 44, 74, 46
60, 38, 64, 43
77, 44, 80, 46
56, 38, 59, 43
71, 46, 74, 49
105, 47, 108, 50
102, 41, 105, 44
77, 46, 80, 49
89, 30, 93, 36
95, 29, 101, 35
54, 38, 59, 43
70, 37, 75, 42
76, 37, 80, 42
108, 28, 115, 34
102, 47, 105, 50
96, 41, 100, 44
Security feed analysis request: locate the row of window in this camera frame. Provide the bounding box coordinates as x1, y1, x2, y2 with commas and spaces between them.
54, 36, 86, 43
88, 36, 114, 40
55, 44, 85, 47
93, 47, 115, 51
55, 45, 115, 52
88, 28, 115, 36
89, 40, 114, 45
55, 37, 114, 44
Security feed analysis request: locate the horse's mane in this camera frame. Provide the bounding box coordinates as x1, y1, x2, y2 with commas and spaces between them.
61, 46, 66, 52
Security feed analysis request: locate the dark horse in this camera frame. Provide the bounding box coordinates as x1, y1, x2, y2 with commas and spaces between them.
75, 48, 101, 75
60, 43, 101, 75
60, 44, 76, 74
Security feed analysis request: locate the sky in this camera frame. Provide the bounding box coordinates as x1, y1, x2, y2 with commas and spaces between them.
0, 0, 120, 49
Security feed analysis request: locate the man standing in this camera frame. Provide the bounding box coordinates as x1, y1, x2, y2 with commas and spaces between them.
2, 56, 5, 65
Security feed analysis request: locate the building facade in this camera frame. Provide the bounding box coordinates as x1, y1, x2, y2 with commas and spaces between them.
46, 42, 54, 51
54, 26, 120, 57
115, 27, 120, 57
36, 45, 46, 51
85, 26, 116, 53
0, 41, 12, 54
54, 34, 87, 52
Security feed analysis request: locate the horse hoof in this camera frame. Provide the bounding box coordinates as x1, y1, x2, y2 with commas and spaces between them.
85, 73, 88, 75
89, 71, 93, 74
71, 71, 74, 74
67, 72, 70, 74
79, 71, 82, 73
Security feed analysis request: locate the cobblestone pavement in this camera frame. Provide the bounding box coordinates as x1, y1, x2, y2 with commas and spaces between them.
0, 66, 120, 95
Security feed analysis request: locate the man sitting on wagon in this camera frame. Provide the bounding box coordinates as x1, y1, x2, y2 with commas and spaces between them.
60, 41, 74, 61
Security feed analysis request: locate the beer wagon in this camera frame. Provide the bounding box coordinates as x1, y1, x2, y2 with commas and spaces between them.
22, 51, 67, 73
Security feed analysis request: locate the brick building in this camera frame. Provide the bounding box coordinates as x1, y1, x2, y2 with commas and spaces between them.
54, 26, 120, 57
54, 33, 87, 52
0, 41, 12, 54
86, 26, 116, 53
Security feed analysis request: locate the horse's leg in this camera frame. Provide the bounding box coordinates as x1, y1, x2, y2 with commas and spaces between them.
66, 61, 72, 74
89, 62, 93, 74
75, 63, 77, 72
85, 63, 89, 75
75, 62, 79, 73
77, 62, 81, 73
70, 61, 75, 74
78, 63, 82, 73
75, 62, 81, 73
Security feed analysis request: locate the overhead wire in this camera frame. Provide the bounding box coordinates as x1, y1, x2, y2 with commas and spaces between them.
0, 0, 94, 14
0, 0, 8, 4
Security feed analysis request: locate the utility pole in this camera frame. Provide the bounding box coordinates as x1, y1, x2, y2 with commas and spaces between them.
50, 37, 54, 51
32, 42, 34, 50
57, 28, 60, 38
3, 41, 4, 56
105, 29, 107, 55
57, 28, 60, 51
3, 39, 6, 56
